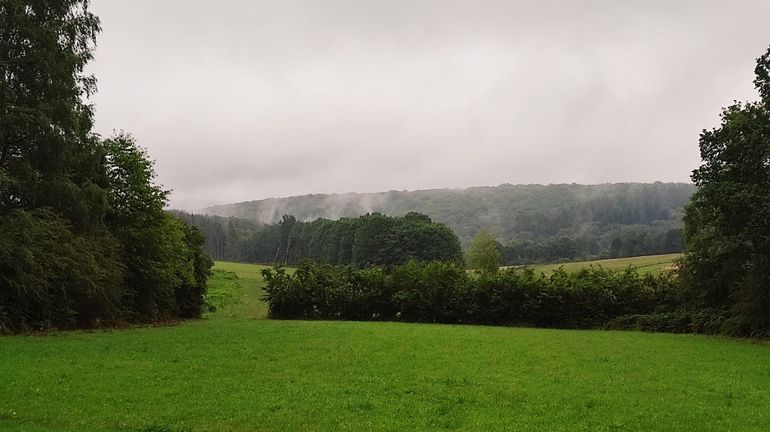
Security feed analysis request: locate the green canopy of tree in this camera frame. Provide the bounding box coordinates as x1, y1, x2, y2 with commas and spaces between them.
174, 211, 464, 268
201, 183, 693, 263
681, 45, 770, 336
466, 230, 502, 274
0, 1, 211, 332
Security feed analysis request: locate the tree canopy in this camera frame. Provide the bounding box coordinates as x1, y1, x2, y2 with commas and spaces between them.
175, 211, 464, 268
681, 44, 770, 336
466, 231, 502, 274
201, 183, 693, 263
0, 1, 211, 332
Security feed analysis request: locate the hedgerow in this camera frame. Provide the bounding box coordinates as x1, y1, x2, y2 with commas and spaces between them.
262, 261, 679, 329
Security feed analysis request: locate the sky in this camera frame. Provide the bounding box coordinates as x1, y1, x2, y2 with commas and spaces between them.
87, 0, 770, 210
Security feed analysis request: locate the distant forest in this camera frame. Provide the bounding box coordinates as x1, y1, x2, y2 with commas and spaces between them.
173, 212, 463, 267
185, 183, 693, 264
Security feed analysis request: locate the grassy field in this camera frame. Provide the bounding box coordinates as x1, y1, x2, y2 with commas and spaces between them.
1, 260, 768, 431
519, 253, 682, 275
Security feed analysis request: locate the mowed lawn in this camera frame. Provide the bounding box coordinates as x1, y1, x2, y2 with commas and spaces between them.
1, 261, 768, 432
520, 253, 682, 275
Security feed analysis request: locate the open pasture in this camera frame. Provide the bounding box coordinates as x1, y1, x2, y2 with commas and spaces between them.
519, 253, 682, 275
1, 260, 767, 432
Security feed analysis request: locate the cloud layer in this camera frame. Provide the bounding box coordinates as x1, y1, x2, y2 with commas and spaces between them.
87, 0, 770, 209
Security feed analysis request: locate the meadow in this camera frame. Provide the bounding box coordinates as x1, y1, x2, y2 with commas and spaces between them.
519, 253, 681, 275
1, 260, 768, 432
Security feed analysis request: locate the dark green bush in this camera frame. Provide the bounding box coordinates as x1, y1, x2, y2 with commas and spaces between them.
0, 210, 124, 331
0, 209, 211, 333
607, 309, 731, 334
262, 261, 679, 329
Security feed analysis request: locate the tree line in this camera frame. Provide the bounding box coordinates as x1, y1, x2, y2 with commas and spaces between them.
174, 211, 464, 268
500, 222, 683, 264
202, 183, 694, 250
0, 1, 211, 333
176, 210, 683, 266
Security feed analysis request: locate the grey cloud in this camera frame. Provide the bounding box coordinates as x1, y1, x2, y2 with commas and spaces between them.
87, 0, 770, 209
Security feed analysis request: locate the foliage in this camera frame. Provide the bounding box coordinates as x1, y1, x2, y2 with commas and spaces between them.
466, 230, 502, 273
201, 182, 694, 261
168, 211, 261, 262
501, 223, 683, 265
0, 2, 211, 332
606, 309, 732, 335
262, 261, 677, 329
0, 209, 123, 332
175, 211, 464, 268
0, 0, 103, 227
680, 45, 770, 336
102, 134, 212, 320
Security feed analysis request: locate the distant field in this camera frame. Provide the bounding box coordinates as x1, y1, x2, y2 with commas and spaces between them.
517, 253, 682, 275
1, 260, 768, 432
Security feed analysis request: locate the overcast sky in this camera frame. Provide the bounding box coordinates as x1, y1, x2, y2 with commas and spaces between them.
87, 0, 770, 209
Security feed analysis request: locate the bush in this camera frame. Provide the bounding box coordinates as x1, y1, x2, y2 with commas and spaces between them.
0, 210, 124, 332
607, 310, 731, 334
262, 261, 678, 329
0, 210, 211, 333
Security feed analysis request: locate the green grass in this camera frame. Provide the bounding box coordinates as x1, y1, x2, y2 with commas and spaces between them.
519, 253, 682, 275
203, 261, 275, 320
1, 260, 768, 432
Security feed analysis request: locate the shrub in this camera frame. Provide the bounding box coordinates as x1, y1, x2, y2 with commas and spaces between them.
0, 210, 124, 332
262, 261, 678, 329
607, 310, 731, 334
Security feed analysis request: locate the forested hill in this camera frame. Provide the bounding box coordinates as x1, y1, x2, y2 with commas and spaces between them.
201, 183, 695, 249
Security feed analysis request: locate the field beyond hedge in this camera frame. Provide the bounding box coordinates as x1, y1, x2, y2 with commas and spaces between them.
518, 253, 682, 275
1, 261, 768, 432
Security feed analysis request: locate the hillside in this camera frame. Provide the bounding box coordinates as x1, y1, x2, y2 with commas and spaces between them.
201, 183, 695, 252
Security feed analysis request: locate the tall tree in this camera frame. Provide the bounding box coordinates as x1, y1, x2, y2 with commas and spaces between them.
0, 1, 118, 331
681, 45, 770, 335
0, 1, 104, 228
0, 2, 211, 331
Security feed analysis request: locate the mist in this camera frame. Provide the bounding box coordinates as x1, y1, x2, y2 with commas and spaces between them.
85, 0, 770, 209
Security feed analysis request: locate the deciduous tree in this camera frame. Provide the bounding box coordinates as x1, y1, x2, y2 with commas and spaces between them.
681, 45, 770, 335
467, 230, 502, 274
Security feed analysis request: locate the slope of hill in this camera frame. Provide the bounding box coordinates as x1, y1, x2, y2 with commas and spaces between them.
201, 183, 695, 251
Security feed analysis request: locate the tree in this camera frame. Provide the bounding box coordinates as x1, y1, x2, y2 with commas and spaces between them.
681, 44, 770, 335
0, 3, 211, 331
0, 1, 119, 331
466, 230, 502, 274
103, 134, 210, 320
0, 1, 104, 227
276, 214, 297, 264
351, 213, 397, 267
